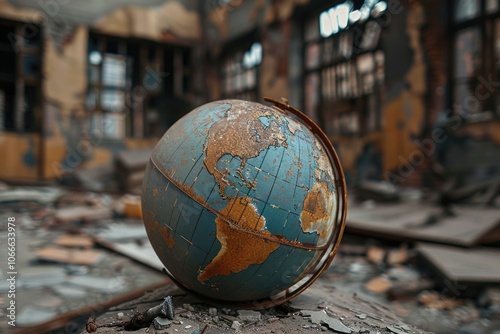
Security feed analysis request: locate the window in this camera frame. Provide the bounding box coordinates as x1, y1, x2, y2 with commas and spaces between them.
450, 0, 500, 120
220, 38, 262, 101
303, 1, 387, 137
0, 20, 41, 133
87, 35, 191, 139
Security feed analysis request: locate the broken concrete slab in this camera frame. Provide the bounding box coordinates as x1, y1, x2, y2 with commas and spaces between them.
94, 240, 164, 271
95, 223, 148, 242
16, 306, 58, 327
0, 187, 65, 204
79, 278, 433, 334
52, 284, 89, 298
66, 275, 127, 294
116, 148, 153, 171
237, 309, 262, 322
355, 180, 401, 202
301, 310, 353, 333
347, 204, 500, 247
417, 243, 500, 285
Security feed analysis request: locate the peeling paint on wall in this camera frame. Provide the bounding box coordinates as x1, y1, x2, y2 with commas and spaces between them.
382, 1, 426, 174
43, 26, 87, 115
260, 23, 291, 99
0, 133, 40, 179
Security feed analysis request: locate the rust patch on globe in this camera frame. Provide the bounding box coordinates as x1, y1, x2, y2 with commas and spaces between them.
158, 225, 176, 249
198, 196, 280, 283
203, 100, 287, 197
300, 181, 331, 239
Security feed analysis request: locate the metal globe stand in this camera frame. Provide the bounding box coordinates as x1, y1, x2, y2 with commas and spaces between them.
159, 97, 348, 309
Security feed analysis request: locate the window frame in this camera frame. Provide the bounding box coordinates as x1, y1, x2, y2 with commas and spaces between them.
86, 33, 191, 140
448, 0, 500, 122
302, 3, 386, 138
219, 31, 262, 101
0, 18, 43, 134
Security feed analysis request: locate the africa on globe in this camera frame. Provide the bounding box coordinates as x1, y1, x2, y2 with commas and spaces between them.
141, 98, 346, 307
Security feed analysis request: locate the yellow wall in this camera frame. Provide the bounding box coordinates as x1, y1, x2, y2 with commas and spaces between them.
0, 133, 40, 179
0, 1, 200, 181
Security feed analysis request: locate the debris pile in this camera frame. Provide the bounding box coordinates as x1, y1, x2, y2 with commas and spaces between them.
0, 181, 499, 334
0, 185, 166, 333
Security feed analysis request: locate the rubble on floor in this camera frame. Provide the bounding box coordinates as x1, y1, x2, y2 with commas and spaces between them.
0, 183, 499, 334
83, 281, 434, 334
0, 185, 166, 334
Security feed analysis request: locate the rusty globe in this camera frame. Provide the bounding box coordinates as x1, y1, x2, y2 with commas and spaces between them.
141, 97, 347, 308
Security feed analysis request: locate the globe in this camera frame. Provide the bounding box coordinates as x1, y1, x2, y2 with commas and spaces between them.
142, 98, 346, 307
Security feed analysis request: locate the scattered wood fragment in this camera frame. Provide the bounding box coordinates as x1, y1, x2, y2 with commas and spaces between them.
54, 234, 94, 248
367, 246, 386, 264
364, 276, 393, 293
36, 247, 103, 266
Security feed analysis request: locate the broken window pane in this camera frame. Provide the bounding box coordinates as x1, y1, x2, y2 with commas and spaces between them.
306, 42, 321, 69
103, 113, 125, 139
375, 50, 385, 84
102, 54, 127, 88
101, 89, 125, 112
23, 84, 37, 132
22, 54, 39, 77
357, 54, 374, 73
322, 67, 334, 101
339, 31, 352, 58
360, 21, 382, 50
86, 89, 97, 110
496, 19, 500, 71
23, 27, 40, 49
305, 73, 320, 124
486, 0, 499, 13
305, 16, 320, 42
454, 81, 483, 115
339, 112, 359, 135
455, 0, 480, 22
88, 65, 100, 85
322, 38, 334, 64
454, 27, 481, 79
246, 68, 256, 89
366, 93, 378, 132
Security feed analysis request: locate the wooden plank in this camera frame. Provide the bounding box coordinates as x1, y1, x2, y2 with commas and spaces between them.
95, 238, 165, 272
417, 243, 500, 284
36, 247, 103, 266
346, 204, 500, 247
54, 206, 113, 223
10, 279, 174, 334
54, 234, 94, 248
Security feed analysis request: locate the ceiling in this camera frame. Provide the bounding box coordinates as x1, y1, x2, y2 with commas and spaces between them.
9, 0, 176, 24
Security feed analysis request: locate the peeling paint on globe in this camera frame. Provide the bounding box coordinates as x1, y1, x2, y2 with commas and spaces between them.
142, 98, 347, 306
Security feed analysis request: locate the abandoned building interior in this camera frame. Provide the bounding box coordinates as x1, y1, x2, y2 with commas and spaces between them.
1, 0, 500, 333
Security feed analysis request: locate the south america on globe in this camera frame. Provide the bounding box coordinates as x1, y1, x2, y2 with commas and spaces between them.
142, 98, 346, 306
